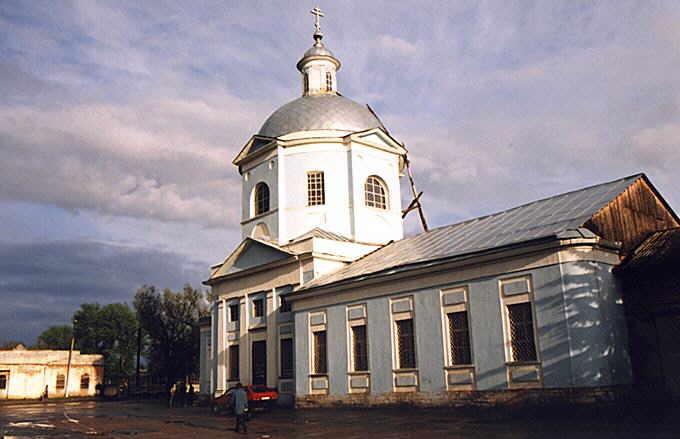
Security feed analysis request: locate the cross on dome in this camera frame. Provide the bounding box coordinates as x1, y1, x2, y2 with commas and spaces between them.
310, 7, 324, 36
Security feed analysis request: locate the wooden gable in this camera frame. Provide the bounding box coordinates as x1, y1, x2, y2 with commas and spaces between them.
584, 175, 680, 255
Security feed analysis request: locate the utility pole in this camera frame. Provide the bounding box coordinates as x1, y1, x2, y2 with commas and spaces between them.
136, 326, 142, 391
64, 336, 74, 398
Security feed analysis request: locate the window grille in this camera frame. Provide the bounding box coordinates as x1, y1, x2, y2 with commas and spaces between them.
307, 171, 325, 206
229, 304, 239, 322
507, 302, 537, 362
325, 72, 332, 91
352, 325, 368, 372
313, 331, 327, 374
56, 374, 65, 390
253, 298, 265, 318
280, 338, 294, 378
80, 374, 89, 390
229, 345, 240, 380
254, 183, 270, 215
396, 319, 416, 369
364, 176, 388, 209
447, 311, 472, 365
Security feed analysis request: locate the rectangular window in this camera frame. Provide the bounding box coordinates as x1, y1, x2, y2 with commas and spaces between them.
280, 338, 294, 379
313, 331, 327, 374
229, 345, 240, 380
229, 304, 239, 322
396, 319, 416, 369
447, 311, 472, 365
307, 171, 325, 206
507, 302, 537, 362
351, 325, 368, 372
325, 72, 332, 91
303, 73, 309, 93
56, 374, 65, 390
0, 375, 6, 390
279, 296, 291, 313
253, 298, 265, 318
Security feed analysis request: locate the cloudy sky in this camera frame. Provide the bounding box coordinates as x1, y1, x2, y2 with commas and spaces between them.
1, 1, 679, 344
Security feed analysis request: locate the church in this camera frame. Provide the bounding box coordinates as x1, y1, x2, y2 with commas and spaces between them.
200, 11, 680, 407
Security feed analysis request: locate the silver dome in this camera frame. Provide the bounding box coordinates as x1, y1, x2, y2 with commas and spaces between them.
258, 95, 384, 138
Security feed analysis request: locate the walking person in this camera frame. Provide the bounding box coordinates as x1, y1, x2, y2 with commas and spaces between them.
231, 383, 249, 434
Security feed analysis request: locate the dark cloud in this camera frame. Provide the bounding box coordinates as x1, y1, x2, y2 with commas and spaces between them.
0, 240, 207, 344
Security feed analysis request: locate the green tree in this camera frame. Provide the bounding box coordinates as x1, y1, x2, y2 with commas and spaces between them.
73, 303, 138, 382
134, 284, 207, 389
36, 325, 73, 349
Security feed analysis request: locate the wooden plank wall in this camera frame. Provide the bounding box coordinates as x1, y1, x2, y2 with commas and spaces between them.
584, 178, 679, 256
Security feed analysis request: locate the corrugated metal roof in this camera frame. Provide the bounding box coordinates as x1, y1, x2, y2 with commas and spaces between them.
301, 174, 643, 290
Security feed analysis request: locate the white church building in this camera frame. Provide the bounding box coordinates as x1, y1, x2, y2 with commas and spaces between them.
200, 12, 679, 407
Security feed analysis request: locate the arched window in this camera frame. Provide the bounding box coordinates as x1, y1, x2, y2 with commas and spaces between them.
364, 176, 388, 210
56, 374, 65, 390
254, 183, 270, 216
307, 171, 325, 206
80, 374, 90, 390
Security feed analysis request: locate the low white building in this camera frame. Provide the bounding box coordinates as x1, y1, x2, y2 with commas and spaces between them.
0, 345, 103, 400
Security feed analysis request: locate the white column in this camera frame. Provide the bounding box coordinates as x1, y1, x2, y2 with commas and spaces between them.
239, 295, 250, 385
266, 288, 278, 388
215, 300, 226, 393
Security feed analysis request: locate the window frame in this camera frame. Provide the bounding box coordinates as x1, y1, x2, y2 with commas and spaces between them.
364, 175, 389, 210
347, 304, 369, 373
306, 171, 326, 206
390, 296, 417, 371
228, 344, 240, 380
325, 71, 333, 91
56, 374, 65, 390
253, 182, 270, 216
440, 287, 474, 367
499, 276, 540, 364
312, 330, 327, 374
80, 374, 90, 390
229, 303, 240, 322
253, 297, 265, 319
279, 337, 294, 379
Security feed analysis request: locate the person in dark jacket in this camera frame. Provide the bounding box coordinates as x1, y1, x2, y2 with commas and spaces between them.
231, 383, 249, 433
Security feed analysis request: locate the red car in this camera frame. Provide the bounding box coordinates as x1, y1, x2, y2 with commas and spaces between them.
211, 385, 278, 413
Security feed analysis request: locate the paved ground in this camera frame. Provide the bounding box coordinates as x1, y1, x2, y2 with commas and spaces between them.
1, 399, 680, 438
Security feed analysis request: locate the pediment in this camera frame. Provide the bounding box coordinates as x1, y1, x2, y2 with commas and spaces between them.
349, 128, 407, 155
233, 135, 277, 167
211, 238, 295, 280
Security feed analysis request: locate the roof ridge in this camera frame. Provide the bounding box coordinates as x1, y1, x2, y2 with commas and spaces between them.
411, 173, 645, 237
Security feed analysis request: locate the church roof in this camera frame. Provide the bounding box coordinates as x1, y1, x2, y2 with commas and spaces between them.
300, 174, 646, 291
291, 227, 353, 243
258, 94, 385, 138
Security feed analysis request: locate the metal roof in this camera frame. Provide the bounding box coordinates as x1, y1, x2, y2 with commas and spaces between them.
258, 95, 384, 138
301, 174, 643, 290
291, 227, 352, 243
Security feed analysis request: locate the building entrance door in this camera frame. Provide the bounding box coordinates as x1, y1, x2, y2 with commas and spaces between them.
251, 341, 267, 386
0, 371, 9, 399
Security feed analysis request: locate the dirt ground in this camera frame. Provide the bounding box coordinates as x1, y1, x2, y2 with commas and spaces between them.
2, 399, 680, 438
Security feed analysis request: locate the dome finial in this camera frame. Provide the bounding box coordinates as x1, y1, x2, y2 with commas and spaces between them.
310, 6, 324, 42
